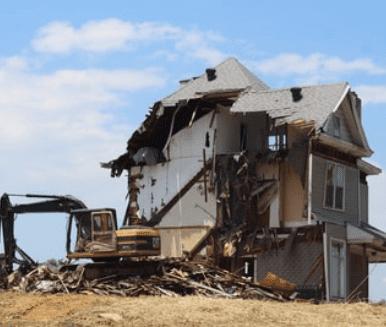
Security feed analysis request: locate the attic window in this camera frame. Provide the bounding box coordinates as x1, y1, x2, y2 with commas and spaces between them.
332, 116, 341, 138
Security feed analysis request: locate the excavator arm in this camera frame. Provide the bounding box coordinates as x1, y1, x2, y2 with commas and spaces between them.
0, 193, 87, 273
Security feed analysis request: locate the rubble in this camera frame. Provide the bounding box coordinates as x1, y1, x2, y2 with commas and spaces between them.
2, 260, 288, 301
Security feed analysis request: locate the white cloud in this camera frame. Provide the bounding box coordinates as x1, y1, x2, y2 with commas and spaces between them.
32, 19, 180, 53
254, 53, 386, 78
0, 57, 166, 129
31, 19, 227, 65
355, 85, 386, 104
0, 56, 166, 225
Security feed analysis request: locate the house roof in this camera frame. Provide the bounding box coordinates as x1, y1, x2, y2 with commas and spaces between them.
230, 82, 349, 128
161, 57, 269, 107
357, 159, 382, 175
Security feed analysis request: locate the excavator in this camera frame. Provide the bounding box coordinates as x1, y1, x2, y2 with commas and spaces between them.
0, 193, 161, 275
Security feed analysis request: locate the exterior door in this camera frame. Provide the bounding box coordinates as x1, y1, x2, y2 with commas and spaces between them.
330, 239, 346, 299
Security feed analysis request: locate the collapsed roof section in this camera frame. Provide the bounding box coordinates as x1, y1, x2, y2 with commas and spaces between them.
104, 57, 375, 176
131, 57, 269, 149
231, 82, 373, 157
105, 57, 270, 176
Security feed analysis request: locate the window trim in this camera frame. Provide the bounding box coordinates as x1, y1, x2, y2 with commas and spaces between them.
323, 161, 346, 212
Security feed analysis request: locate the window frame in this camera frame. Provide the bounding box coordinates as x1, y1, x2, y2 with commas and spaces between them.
323, 162, 346, 212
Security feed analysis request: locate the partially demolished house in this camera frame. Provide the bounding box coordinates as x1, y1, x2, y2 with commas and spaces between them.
107, 57, 386, 301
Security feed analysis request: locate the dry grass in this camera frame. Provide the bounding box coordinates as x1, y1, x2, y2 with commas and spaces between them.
0, 292, 386, 326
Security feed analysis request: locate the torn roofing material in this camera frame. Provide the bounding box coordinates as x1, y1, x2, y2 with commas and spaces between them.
230, 82, 349, 128
161, 57, 269, 107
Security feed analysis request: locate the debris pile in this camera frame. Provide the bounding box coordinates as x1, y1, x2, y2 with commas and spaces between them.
3, 260, 287, 301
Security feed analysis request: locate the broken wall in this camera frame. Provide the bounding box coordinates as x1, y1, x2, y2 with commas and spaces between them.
281, 163, 306, 225
158, 226, 211, 257
134, 111, 216, 224
215, 109, 267, 155
254, 241, 323, 289
131, 111, 216, 257
256, 162, 280, 227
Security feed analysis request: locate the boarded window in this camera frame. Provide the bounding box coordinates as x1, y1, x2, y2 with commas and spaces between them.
324, 163, 345, 210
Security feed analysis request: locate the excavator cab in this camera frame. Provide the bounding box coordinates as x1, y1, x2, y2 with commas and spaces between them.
67, 208, 118, 258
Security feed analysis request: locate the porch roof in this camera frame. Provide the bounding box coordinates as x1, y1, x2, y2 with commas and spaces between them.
347, 222, 386, 263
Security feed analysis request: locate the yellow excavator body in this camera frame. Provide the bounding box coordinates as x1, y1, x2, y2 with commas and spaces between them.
66, 208, 161, 261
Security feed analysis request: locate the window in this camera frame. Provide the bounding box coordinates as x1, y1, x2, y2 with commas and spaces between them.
268, 135, 278, 151
268, 126, 287, 152
92, 215, 102, 231
324, 163, 345, 210
91, 211, 115, 245
240, 123, 248, 151
331, 116, 341, 138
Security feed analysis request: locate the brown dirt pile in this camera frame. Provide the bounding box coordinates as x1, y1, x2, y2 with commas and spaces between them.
1, 292, 386, 326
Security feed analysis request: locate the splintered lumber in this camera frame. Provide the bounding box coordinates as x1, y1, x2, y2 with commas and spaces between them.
2, 259, 287, 301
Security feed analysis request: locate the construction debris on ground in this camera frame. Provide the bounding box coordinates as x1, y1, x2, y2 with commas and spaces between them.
1, 259, 288, 301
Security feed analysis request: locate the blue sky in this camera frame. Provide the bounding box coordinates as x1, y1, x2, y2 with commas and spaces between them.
1, 0, 386, 300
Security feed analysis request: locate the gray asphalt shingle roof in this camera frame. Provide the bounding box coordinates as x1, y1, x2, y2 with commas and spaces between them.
230, 82, 349, 128
161, 57, 269, 106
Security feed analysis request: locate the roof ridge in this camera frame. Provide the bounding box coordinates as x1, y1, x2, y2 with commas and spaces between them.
229, 57, 270, 89
161, 57, 269, 105
160, 59, 229, 104
243, 81, 349, 95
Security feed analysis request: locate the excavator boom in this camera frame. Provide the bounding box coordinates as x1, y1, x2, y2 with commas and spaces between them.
0, 193, 87, 273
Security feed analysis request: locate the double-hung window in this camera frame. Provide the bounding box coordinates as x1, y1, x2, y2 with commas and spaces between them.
324, 163, 345, 210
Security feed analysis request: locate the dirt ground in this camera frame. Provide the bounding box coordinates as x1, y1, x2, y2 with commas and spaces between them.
0, 292, 386, 327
